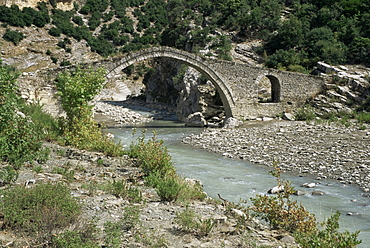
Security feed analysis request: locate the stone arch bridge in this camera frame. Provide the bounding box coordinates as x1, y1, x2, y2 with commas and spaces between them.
26, 46, 326, 120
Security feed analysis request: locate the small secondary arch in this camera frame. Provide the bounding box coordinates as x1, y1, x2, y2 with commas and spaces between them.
255, 73, 281, 103
105, 46, 235, 117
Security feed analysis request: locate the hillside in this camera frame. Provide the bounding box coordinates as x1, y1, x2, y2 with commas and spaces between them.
0, 1, 368, 247
1, 0, 369, 71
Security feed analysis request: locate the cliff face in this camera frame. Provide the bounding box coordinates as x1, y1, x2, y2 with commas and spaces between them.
0, 0, 75, 10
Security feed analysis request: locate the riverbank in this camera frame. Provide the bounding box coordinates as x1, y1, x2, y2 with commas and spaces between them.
183, 120, 370, 192
3, 142, 297, 247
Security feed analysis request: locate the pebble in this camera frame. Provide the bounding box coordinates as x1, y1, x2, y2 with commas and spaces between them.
183, 121, 370, 192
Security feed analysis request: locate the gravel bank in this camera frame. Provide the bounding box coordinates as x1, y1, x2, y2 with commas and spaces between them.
183, 121, 370, 192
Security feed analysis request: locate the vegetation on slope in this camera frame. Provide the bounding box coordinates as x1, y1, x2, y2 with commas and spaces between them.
1, 0, 369, 71
0, 0, 368, 246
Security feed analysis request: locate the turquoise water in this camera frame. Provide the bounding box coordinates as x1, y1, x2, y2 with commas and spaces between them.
106, 120, 369, 246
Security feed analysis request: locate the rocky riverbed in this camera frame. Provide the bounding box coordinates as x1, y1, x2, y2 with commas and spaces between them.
183, 121, 370, 192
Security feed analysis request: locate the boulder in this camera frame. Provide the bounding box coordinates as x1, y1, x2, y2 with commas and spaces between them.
185, 112, 207, 127
268, 185, 284, 194
312, 190, 325, 196
282, 112, 295, 121
317, 62, 335, 74
223, 117, 242, 128
302, 182, 316, 188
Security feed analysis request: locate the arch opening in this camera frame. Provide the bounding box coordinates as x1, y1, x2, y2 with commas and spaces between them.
103, 47, 235, 126
257, 75, 281, 103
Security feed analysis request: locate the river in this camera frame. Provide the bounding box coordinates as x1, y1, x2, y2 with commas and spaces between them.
105, 117, 370, 247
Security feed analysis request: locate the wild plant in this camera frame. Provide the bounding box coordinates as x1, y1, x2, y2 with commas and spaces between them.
0, 166, 19, 185
249, 164, 317, 234
249, 163, 362, 247
110, 179, 143, 203
295, 211, 362, 247
0, 61, 50, 168
175, 206, 215, 237
129, 131, 205, 202
55, 67, 125, 156
1, 183, 81, 236
52, 223, 99, 248
128, 130, 175, 177
295, 105, 316, 122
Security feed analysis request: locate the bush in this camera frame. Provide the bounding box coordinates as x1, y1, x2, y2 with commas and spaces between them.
2, 183, 81, 235
295, 105, 316, 121
49, 27, 62, 37
249, 164, 362, 247
128, 131, 206, 202
176, 207, 215, 237
128, 131, 175, 177
357, 112, 370, 123
0, 61, 49, 169
295, 211, 361, 248
249, 165, 317, 234
2, 28, 24, 45
110, 179, 143, 203
52, 227, 99, 248
55, 67, 125, 156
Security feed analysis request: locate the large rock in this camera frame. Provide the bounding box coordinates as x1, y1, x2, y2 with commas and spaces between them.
223, 117, 242, 128
185, 112, 207, 127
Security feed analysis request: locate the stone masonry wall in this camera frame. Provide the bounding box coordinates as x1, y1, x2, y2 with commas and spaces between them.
17, 46, 327, 120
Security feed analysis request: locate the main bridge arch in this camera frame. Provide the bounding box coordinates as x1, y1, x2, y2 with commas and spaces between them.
103, 46, 235, 117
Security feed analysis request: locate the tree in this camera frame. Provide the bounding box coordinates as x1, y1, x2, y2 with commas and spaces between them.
0, 60, 46, 168
349, 37, 370, 64
56, 67, 106, 121
2, 29, 24, 45
55, 67, 123, 155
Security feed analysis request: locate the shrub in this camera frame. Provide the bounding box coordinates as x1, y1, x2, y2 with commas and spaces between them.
357, 112, 370, 123
155, 174, 183, 202
175, 206, 215, 237
129, 131, 206, 202
1, 183, 81, 235
2, 28, 24, 45
0, 61, 49, 169
295, 211, 362, 248
52, 227, 99, 248
295, 105, 316, 121
0, 166, 19, 185
49, 27, 62, 37
128, 131, 175, 177
21, 102, 61, 141
72, 15, 84, 26
249, 165, 317, 234
55, 67, 125, 156
110, 179, 143, 203
249, 164, 362, 247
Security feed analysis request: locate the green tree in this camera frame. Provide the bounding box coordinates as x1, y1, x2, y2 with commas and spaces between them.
349, 37, 370, 64
0, 60, 46, 168
56, 67, 105, 122
55, 67, 123, 155
2, 29, 24, 45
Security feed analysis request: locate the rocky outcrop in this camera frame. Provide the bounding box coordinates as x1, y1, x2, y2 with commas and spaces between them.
311, 63, 370, 116
145, 60, 225, 126
176, 67, 225, 126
